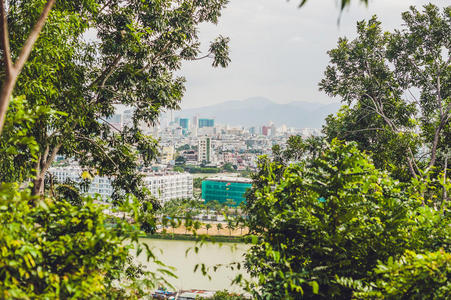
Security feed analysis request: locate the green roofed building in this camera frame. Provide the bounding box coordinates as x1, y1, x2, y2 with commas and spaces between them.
202, 176, 252, 206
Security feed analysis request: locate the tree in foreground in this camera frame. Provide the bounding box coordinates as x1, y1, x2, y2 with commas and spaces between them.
243, 139, 449, 299
339, 249, 451, 299
0, 0, 230, 216
0, 0, 230, 297
320, 4, 450, 181
0, 184, 176, 298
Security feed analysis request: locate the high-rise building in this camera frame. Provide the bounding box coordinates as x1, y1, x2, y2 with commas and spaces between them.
160, 146, 175, 164
271, 124, 277, 136
198, 118, 214, 128
179, 118, 190, 129
192, 116, 198, 129
198, 137, 211, 163
262, 125, 270, 136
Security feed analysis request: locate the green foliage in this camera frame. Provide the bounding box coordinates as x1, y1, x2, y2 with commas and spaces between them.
184, 165, 220, 174
177, 144, 191, 151
173, 166, 185, 173
193, 177, 204, 189
222, 163, 237, 172
339, 250, 451, 299
175, 155, 187, 166
207, 290, 247, 300
320, 4, 450, 181
0, 0, 232, 297
3, 0, 230, 206
0, 183, 174, 299
243, 139, 449, 299
0, 96, 40, 182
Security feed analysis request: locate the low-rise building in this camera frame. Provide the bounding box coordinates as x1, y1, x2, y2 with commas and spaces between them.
48, 166, 113, 200
202, 176, 252, 206
143, 172, 193, 204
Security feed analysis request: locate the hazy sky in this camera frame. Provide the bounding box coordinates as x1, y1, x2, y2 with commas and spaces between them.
179, 0, 448, 109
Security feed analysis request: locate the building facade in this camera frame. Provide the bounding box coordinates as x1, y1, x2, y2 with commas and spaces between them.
201, 176, 252, 206
179, 118, 190, 129
48, 166, 113, 200
198, 118, 214, 128
143, 172, 193, 203
198, 137, 211, 163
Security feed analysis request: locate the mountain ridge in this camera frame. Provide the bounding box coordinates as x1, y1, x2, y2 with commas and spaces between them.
174, 97, 340, 128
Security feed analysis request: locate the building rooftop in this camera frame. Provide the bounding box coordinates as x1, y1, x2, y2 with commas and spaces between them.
204, 176, 252, 184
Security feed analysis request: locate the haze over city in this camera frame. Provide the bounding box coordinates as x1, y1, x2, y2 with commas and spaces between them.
180, 0, 448, 109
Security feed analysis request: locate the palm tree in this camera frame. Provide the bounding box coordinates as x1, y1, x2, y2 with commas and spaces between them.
184, 218, 193, 234
239, 221, 246, 235
161, 216, 169, 234
216, 223, 223, 234
206, 223, 212, 235
193, 220, 201, 234
170, 218, 177, 234
226, 218, 236, 236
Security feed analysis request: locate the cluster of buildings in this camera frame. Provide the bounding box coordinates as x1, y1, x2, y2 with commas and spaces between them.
49, 110, 320, 206
49, 166, 193, 203
154, 115, 320, 171
49, 165, 251, 207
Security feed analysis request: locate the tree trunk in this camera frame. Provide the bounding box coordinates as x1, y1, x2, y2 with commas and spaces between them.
31, 143, 62, 197
32, 175, 45, 197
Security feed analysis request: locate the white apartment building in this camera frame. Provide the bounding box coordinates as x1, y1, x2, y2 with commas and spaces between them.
49, 167, 193, 204
198, 137, 211, 163
143, 172, 193, 204
48, 166, 113, 200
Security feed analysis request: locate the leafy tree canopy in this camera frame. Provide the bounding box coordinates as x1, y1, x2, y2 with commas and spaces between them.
320, 4, 450, 180
243, 138, 449, 299
0, 0, 230, 229
0, 183, 175, 298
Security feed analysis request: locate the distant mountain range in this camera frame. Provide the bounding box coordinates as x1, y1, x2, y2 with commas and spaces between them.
173, 97, 341, 128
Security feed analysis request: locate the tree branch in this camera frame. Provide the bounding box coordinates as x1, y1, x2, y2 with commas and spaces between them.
76, 134, 119, 170
0, 0, 12, 73
89, 54, 122, 89
14, 0, 56, 73
0, 0, 56, 135
40, 142, 62, 178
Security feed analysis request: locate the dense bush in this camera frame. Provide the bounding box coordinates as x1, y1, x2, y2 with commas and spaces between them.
340, 249, 451, 299
0, 183, 173, 299
244, 140, 449, 299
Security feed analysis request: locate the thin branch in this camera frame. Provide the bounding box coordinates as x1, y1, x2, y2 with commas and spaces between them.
406, 88, 421, 107
0, 0, 12, 73
76, 134, 119, 170
89, 54, 122, 89
14, 0, 56, 73
98, 0, 115, 14
345, 128, 385, 134
40, 142, 62, 178
426, 114, 448, 171
0, 0, 56, 135
98, 116, 122, 133
442, 155, 448, 213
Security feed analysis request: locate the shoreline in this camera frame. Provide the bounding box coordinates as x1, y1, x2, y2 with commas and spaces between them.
141, 232, 248, 243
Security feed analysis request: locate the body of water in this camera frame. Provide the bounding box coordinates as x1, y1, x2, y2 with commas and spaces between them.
136, 238, 250, 292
